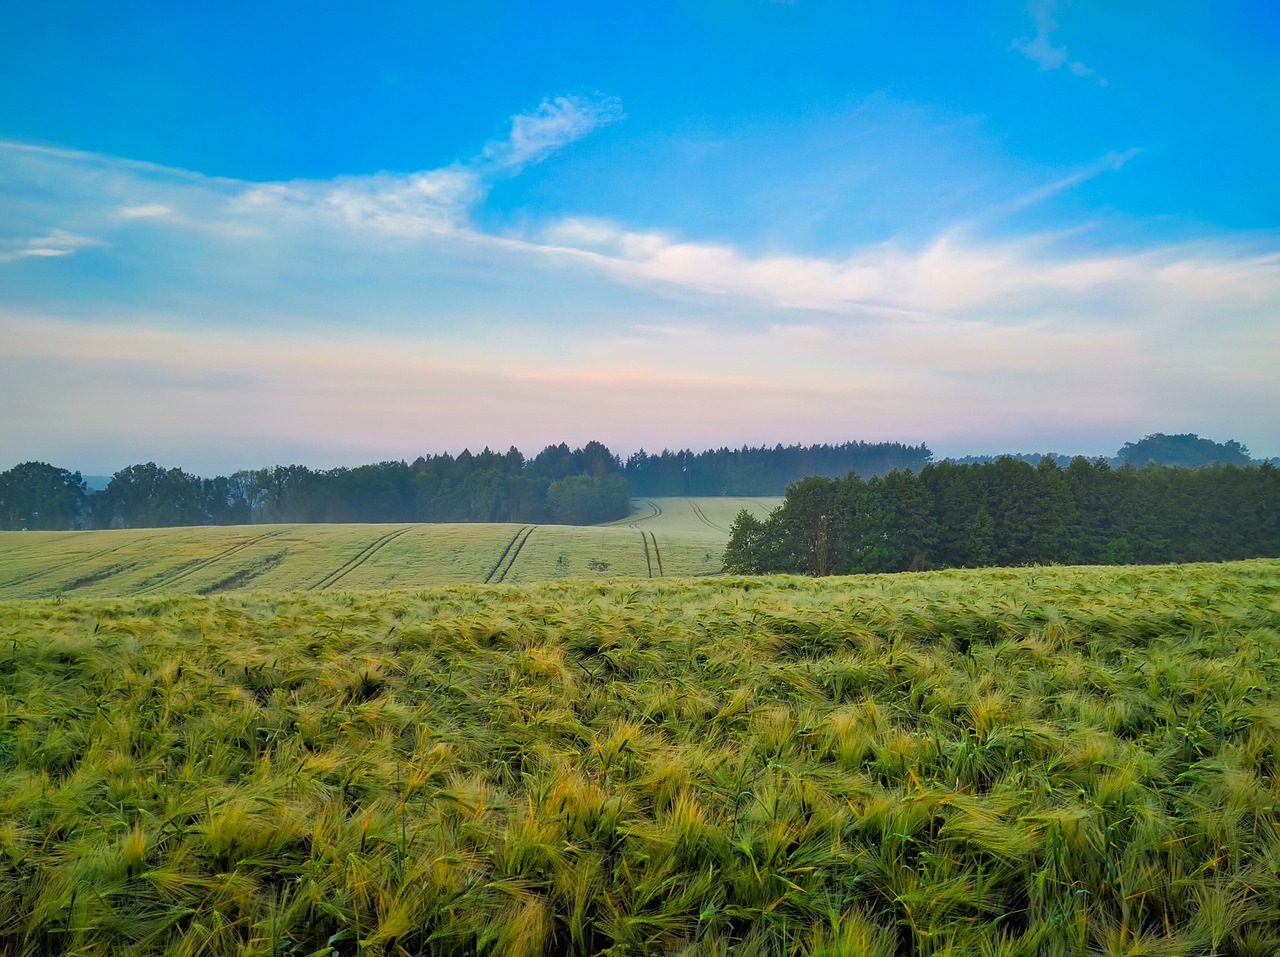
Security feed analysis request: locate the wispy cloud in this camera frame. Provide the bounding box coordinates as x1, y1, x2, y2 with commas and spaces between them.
535, 214, 1280, 323
4, 126, 1276, 328
981, 149, 1140, 221
117, 203, 173, 219
231, 167, 482, 239
211, 94, 623, 240
1012, 1, 1105, 85
0, 229, 104, 262
481, 95, 623, 172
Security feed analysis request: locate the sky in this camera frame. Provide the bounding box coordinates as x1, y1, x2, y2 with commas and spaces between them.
2, 1, 1278, 475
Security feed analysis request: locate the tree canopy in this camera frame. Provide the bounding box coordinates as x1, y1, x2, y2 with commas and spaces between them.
726, 457, 1280, 575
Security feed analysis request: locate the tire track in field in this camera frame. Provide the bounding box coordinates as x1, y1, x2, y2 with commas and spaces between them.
618, 497, 663, 529
494, 525, 538, 584
310, 526, 412, 591
483, 527, 527, 584
640, 531, 653, 577
687, 499, 726, 532
136, 528, 287, 595
649, 531, 664, 577
1, 534, 165, 591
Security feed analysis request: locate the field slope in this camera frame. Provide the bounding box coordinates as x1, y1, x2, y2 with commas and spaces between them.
1, 559, 1278, 955
0, 497, 781, 600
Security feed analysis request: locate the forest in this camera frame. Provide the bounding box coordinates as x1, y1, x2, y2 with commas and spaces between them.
724, 455, 1280, 575
1, 433, 1272, 540
0, 440, 928, 531
0, 443, 630, 530
622, 441, 932, 495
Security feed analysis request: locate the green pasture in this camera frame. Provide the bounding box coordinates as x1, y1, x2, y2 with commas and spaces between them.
0, 497, 781, 600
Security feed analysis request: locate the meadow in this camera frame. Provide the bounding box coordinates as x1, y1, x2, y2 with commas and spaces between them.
0, 498, 780, 601
1, 559, 1278, 955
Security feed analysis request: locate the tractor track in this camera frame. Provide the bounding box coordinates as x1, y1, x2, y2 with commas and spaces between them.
483, 527, 527, 584
1, 534, 166, 591
136, 528, 287, 595
649, 531, 664, 577
494, 526, 537, 583
687, 499, 725, 532
309, 526, 411, 591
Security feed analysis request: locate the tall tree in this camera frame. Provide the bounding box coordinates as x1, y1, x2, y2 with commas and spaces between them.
0, 462, 88, 530
1117, 433, 1252, 467
96, 463, 206, 528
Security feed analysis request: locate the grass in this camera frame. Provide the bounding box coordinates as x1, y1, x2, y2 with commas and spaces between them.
0, 497, 782, 600
0, 559, 1277, 954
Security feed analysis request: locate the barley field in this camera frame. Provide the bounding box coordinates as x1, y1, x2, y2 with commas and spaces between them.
1, 559, 1278, 955
0, 497, 781, 600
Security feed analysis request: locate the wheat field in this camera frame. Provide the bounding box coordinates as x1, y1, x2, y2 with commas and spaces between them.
0, 497, 781, 600
1, 559, 1278, 955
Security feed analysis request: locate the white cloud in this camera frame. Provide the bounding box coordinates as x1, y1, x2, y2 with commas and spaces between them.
1012, 1, 1105, 85
231, 166, 482, 239
4, 131, 1277, 332
1, 98, 1278, 463
534, 214, 1280, 325
117, 203, 173, 219
482, 95, 623, 171
1012, 29, 1067, 71
205, 94, 622, 240
0, 229, 104, 262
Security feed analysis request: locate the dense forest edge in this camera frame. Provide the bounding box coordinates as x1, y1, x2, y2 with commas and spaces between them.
725, 455, 1280, 574
1, 432, 1274, 540
0, 440, 930, 531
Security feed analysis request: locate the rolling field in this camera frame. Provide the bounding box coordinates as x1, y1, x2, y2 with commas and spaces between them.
0, 497, 780, 600
1, 560, 1278, 955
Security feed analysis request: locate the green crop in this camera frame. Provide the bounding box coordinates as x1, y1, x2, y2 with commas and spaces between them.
0, 498, 781, 600
0, 559, 1277, 955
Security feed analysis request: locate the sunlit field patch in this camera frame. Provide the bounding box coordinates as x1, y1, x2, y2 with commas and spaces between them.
1, 560, 1278, 955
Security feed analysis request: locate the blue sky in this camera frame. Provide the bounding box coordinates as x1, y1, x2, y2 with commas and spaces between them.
2, 1, 1278, 474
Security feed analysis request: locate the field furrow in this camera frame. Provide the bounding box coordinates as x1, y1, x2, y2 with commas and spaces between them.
483, 526, 527, 584
650, 530, 664, 576
495, 525, 538, 583
135, 528, 287, 594
309, 526, 412, 591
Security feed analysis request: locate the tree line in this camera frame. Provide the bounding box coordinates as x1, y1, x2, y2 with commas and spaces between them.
0, 440, 932, 532
623, 441, 933, 496
724, 456, 1280, 575
946, 432, 1262, 469
0, 443, 631, 530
